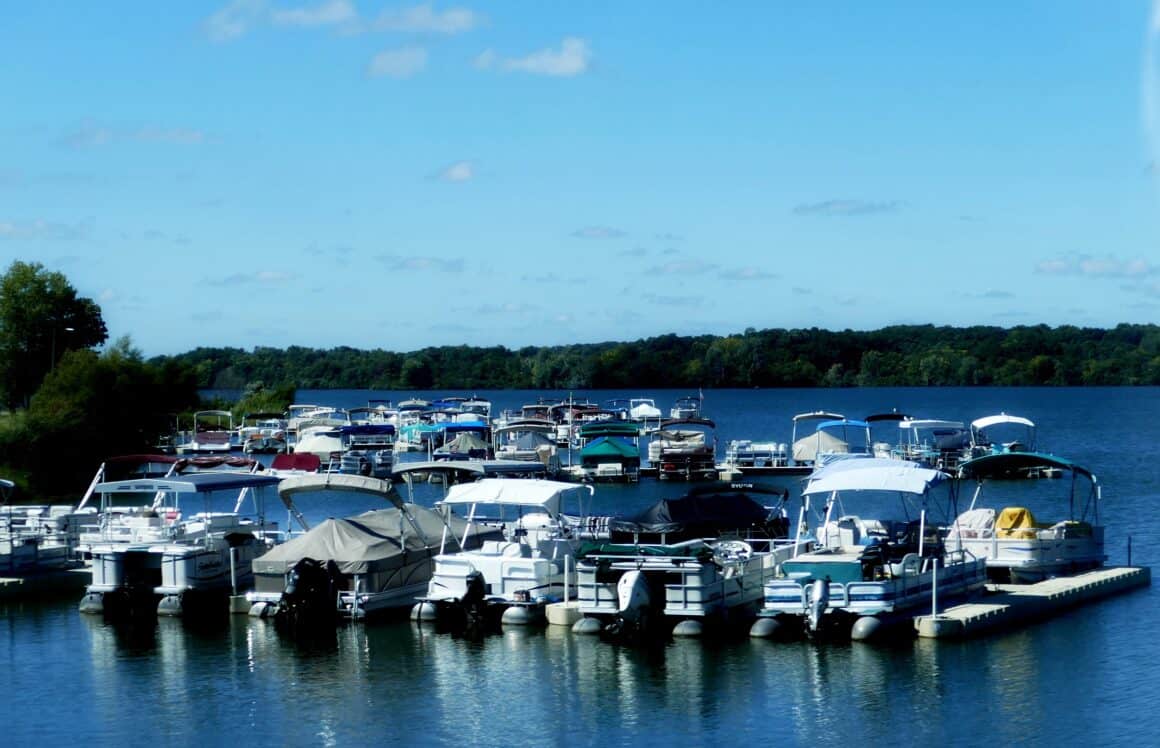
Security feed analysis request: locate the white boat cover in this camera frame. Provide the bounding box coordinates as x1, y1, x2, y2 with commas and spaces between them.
277, 473, 396, 504
900, 419, 965, 431
438, 478, 592, 513
803, 457, 948, 497
792, 430, 848, 463
92, 473, 281, 494
970, 414, 1035, 431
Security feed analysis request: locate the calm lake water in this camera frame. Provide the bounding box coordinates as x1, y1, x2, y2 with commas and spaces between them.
3, 387, 1157, 746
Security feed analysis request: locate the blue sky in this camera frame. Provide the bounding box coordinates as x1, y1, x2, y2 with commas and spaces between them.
3, 2, 1159, 357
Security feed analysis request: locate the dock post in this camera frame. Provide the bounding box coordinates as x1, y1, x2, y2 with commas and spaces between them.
931, 557, 939, 617
230, 546, 238, 596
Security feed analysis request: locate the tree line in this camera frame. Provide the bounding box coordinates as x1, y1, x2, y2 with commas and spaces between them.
163, 324, 1160, 391
2, 259, 1158, 499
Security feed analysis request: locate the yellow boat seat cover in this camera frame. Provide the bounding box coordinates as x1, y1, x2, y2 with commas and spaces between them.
996, 507, 1038, 538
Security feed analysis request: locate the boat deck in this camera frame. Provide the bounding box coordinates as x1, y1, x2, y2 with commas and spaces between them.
914, 566, 1150, 639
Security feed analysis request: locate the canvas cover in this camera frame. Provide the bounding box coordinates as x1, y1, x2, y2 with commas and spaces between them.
792, 429, 848, 463
435, 432, 489, 456
438, 478, 591, 510
802, 457, 948, 497
608, 489, 779, 543
253, 506, 502, 576
514, 431, 554, 450
958, 451, 1093, 482
581, 436, 640, 461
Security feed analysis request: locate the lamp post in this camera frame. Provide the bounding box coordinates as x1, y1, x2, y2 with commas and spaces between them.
51, 326, 75, 371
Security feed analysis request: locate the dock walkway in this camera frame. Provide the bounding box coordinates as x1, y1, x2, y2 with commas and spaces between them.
915, 566, 1150, 639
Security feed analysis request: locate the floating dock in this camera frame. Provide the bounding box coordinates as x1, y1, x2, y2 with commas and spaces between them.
914, 566, 1151, 639
0, 567, 91, 602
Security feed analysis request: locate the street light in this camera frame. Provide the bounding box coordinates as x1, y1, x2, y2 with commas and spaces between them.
51, 326, 75, 371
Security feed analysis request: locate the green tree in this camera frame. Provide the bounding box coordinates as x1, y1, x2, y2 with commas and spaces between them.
0, 261, 107, 408
11, 336, 199, 497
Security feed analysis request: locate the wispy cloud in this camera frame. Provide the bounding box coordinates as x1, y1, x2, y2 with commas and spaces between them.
376, 254, 464, 273
305, 244, 355, 265
0, 219, 86, 241
648, 260, 718, 275
204, 1, 479, 41
1035, 254, 1156, 278
271, 0, 355, 28
655, 232, 684, 242
367, 46, 428, 78
434, 160, 474, 182
365, 3, 481, 34
208, 270, 295, 286
718, 267, 777, 281
519, 273, 562, 283
793, 199, 903, 216
618, 247, 647, 258
643, 293, 705, 307
475, 37, 591, 77
60, 123, 208, 149
977, 289, 1015, 299
475, 302, 539, 315
571, 226, 625, 239
135, 127, 207, 145
203, 0, 267, 42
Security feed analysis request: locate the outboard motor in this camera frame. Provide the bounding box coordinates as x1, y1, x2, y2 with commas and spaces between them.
275, 558, 341, 633
459, 570, 489, 632
806, 576, 831, 635
604, 570, 651, 641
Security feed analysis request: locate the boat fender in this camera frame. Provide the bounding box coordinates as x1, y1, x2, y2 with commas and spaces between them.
411, 601, 438, 622
672, 619, 704, 638
572, 617, 604, 635
749, 617, 785, 639
851, 616, 883, 642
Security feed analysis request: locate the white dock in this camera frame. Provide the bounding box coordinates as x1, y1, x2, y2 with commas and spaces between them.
915, 566, 1151, 639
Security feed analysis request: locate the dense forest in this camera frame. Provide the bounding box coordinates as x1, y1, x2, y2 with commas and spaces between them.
159, 323, 1160, 390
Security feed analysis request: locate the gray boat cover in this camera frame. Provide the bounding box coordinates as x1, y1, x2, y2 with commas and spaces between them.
253, 506, 502, 576
791, 430, 848, 463
435, 432, 489, 455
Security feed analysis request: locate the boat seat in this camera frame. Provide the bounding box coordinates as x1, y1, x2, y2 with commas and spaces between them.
480, 540, 531, 557
996, 507, 1044, 538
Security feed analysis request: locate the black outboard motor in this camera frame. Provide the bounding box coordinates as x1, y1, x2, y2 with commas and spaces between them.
274, 558, 342, 633
460, 570, 488, 630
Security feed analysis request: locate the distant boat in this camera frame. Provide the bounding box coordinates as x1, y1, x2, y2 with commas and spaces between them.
965, 410, 1039, 456
951, 451, 1105, 582
1, 478, 86, 577
669, 393, 704, 420
238, 412, 288, 455
179, 410, 235, 454
564, 420, 642, 483
648, 418, 718, 481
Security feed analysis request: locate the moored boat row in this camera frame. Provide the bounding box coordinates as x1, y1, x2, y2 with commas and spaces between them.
1, 395, 1138, 649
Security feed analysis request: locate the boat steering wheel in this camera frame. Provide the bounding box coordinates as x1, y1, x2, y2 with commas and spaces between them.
714, 540, 753, 560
